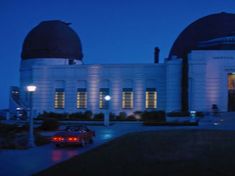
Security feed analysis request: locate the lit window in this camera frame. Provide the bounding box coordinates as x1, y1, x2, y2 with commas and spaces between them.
228, 73, 235, 90
77, 88, 87, 109
54, 88, 65, 109
122, 88, 133, 109
145, 88, 157, 109
99, 88, 110, 109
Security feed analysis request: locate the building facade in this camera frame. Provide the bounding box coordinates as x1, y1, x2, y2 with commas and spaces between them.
9, 12, 235, 118
189, 50, 235, 112
19, 58, 181, 117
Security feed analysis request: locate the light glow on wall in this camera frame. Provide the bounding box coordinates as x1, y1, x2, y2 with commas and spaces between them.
88, 66, 100, 112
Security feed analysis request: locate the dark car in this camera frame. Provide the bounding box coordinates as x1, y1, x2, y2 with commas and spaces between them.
51, 125, 95, 147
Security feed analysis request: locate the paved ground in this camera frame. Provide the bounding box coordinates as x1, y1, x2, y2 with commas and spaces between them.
0, 113, 235, 176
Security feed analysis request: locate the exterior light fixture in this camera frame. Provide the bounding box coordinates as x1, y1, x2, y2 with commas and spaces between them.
26, 85, 37, 92
104, 95, 111, 101
104, 95, 111, 127
26, 84, 37, 148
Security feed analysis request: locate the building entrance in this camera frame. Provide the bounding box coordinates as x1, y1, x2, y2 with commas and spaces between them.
228, 73, 235, 111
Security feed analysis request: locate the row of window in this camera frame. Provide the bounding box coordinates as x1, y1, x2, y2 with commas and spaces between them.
54, 88, 157, 109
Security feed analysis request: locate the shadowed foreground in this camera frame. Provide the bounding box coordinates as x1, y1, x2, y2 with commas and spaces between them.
34, 130, 235, 176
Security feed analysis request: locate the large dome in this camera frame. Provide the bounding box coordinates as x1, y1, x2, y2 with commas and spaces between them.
21, 20, 83, 60
169, 12, 235, 58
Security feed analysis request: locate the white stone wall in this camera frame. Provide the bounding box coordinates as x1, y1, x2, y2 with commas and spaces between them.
20, 60, 167, 116
189, 50, 235, 112
166, 58, 182, 112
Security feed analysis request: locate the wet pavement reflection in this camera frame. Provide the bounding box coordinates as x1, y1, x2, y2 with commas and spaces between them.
52, 148, 78, 162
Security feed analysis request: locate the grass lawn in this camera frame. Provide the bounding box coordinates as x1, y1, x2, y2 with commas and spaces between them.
34, 130, 235, 176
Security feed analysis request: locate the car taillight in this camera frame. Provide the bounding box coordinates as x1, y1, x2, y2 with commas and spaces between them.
68, 137, 79, 141
52, 136, 64, 142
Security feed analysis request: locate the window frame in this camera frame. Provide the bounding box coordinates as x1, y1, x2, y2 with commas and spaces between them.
54, 88, 65, 109
145, 88, 157, 109
122, 88, 134, 109
77, 88, 87, 109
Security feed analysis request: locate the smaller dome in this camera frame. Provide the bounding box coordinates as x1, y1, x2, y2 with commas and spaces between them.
21, 20, 83, 60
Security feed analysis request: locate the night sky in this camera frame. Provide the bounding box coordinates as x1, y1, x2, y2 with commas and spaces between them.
1, 0, 235, 109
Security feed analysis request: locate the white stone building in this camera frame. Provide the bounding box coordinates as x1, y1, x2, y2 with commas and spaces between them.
9, 12, 235, 118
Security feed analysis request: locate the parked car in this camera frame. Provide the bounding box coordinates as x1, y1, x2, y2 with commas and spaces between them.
51, 125, 95, 147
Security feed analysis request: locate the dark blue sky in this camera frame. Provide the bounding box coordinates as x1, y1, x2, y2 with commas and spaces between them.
1, 0, 235, 109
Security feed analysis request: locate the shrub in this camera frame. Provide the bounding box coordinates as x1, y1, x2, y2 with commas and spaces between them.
37, 111, 94, 121
70, 111, 92, 121
69, 112, 86, 120
0, 123, 50, 149
40, 118, 59, 131
0, 133, 20, 149
0, 123, 18, 135
167, 111, 189, 117
109, 112, 116, 121
37, 111, 67, 120
116, 112, 127, 120
93, 112, 117, 121
142, 111, 166, 122
127, 115, 136, 121
93, 113, 104, 120
84, 111, 93, 120
167, 111, 204, 117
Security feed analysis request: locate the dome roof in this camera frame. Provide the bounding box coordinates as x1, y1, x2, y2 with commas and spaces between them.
21, 20, 83, 60
169, 12, 235, 58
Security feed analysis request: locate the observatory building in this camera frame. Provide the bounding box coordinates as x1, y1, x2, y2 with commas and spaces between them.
9, 12, 235, 118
